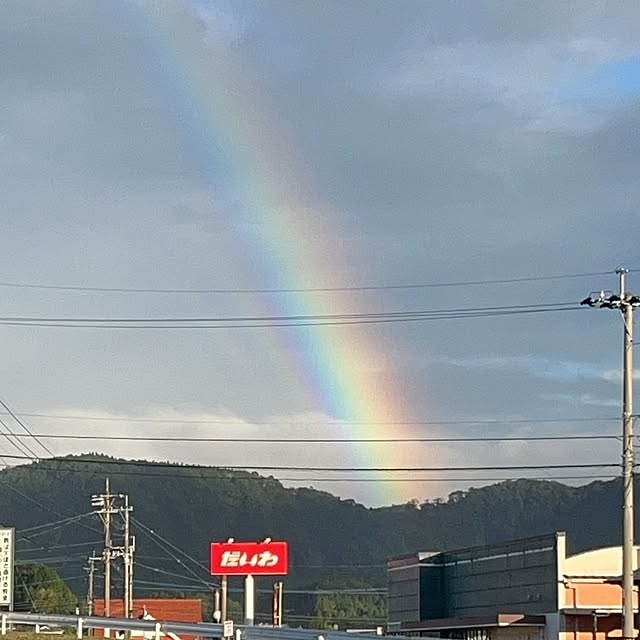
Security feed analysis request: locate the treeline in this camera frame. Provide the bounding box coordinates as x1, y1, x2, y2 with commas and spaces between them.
0, 455, 629, 627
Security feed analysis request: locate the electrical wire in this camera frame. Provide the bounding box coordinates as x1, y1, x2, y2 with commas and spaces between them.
16, 553, 95, 565
0, 460, 618, 484
135, 554, 385, 570
0, 417, 40, 460
268, 475, 618, 483
134, 562, 214, 586
0, 453, 620, 473
0, 398, 54, 457
17, 540, 101, 553
12, 573, 87, 585
19, 513, 94, 535
132, 579, 387, 597
4, 412, 619, 426
0, 270, 614, 295
0, 478, 101, 534
0, 301, 576, 323
134, 578, 386, 596
0, 302, 581, 330
4, 433, 619, 444
132, 517, 215, 586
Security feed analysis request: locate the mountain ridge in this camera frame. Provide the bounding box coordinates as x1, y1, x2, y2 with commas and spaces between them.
2, 455, 628, 606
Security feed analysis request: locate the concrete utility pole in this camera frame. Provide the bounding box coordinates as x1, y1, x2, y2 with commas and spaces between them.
91, 480, 135, 624
122, 494, 134, 618
103, 480, 112, 618
86, 554, 100, 616
582, 267, 640, 640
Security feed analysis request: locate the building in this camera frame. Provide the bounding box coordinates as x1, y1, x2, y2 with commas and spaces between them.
387, 532, 640, 640
94, 599, 202, 640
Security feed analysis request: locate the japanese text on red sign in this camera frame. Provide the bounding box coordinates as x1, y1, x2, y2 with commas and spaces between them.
210, 541, 288, 575
220, 550, 279, 568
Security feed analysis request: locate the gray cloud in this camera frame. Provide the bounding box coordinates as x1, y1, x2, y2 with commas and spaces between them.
0, 0, 637, 505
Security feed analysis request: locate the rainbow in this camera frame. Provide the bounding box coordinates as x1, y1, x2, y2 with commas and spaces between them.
121, 2, 431, 504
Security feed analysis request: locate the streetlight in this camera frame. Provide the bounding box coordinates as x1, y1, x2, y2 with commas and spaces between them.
581, 267, 640, 640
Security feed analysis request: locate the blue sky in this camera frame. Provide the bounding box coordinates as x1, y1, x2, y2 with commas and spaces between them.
0, 0, 639, 506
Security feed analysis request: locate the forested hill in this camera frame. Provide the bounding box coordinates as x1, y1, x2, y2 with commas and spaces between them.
0, 455, 628, 592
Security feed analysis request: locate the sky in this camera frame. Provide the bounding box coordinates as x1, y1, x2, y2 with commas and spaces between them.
1, 0, 640, 507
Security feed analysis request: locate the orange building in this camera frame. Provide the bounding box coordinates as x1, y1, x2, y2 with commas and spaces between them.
557, 541, 638, 640
387, 532, 640, 640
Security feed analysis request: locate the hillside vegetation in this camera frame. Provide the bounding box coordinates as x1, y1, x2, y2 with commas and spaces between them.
1, 455, 628, 626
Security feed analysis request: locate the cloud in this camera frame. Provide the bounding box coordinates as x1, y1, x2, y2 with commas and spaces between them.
1, 0, 639, 507
189, 0, 249, 44
4, 404, 617, 507
540, 392, 620, 408
431, 355, 613, 382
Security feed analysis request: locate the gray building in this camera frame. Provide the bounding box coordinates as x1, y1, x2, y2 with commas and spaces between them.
387, 533, 561, 639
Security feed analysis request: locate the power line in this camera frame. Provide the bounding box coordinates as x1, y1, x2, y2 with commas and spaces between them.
0, 459, 616, 483
271, 474, 617, 483
0, 477, 101, 532
134, 554, 385, 569
0, 416, 40, 460
0, 301, 577, 322
0, 453, 620, 473
5, 412, 619, 426
0, 302, 581, 329
17, 540, 101, 553
0, 397, 54, 457
132, 517, 215, 585
133, 577, 386, 596
17, 514, 95, 539
2, 433, 620, 443
19, 513, 94, 535
0, 270, 614, 295
134, 561, 213, 586
1, 467, 619, 483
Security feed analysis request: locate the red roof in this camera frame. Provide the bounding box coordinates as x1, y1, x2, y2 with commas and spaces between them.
94, 599, 203, 640
94, 599, 202, 622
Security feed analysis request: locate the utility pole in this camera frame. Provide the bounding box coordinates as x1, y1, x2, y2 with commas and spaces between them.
92, 480, 135, 623
122, 494, 134, 618
104, 479, 112, 619
86, 554, 100, 616
582, 267, 640, 640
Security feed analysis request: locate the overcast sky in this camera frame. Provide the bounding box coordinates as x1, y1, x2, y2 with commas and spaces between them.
1, 0, 640, 507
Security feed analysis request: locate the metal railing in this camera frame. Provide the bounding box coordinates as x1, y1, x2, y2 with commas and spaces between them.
2, 612, 398, 640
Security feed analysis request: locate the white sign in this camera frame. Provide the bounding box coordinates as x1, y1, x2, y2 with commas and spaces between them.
223, 621, 234, 638
0, 528, 14, 608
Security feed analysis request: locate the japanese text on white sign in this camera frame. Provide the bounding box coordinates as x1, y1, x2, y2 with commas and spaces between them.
0, 528, 14, 608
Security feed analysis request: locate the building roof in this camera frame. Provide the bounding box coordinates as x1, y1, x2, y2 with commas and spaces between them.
93, 599, 202, 623
399, 614, 546, 632
605, 569, 640, 585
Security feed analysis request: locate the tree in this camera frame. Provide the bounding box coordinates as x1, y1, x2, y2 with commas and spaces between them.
310, 578, 386, 630
15, 564, 77, 613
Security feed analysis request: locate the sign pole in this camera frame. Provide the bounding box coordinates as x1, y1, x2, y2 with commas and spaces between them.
244, 575, 254, 626
221, 575, 228, 623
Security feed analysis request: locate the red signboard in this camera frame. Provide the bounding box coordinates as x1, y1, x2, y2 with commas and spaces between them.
210, 541, 288, 576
